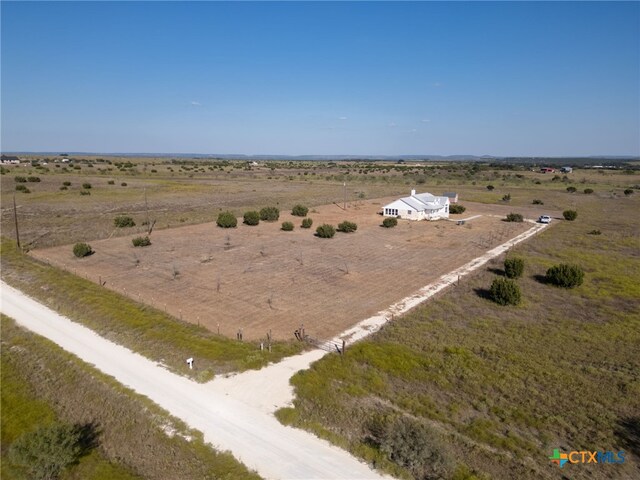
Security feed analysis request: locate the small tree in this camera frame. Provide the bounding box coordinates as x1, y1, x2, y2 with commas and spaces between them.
489, 278, 522, 306
546, 263, 584, 288
532, 199, 544, 205
566, 186, 577, 193
27, 176, 41, 182
132, 236, 151, 247
114, 215, 136, 228
337, 220, 358, 233
563, 210, 578, 221
243, 211, 260, 226
505, 213, 523, 222
382, 217, 398, 228
8, 423, 85, 480
14, 176, 27, 183
486, 185, 495, 191
291, 204, 309, 217
281, 221, 294, 231
449, 204, 466, 214
217, 211, 237, 228
82, 183, 92, 189
504, 257, 525, 279
73, 242, 93, 258
316, 224, 336, 238
624, 189, 634, 196
301, 218, 313, 229
583, 188, 594, 194
260, 206, 280, 221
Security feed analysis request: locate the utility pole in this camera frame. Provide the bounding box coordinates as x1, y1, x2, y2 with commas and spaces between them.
144, 188, 150, 232
13, 195, 20, 249
343, 182, 346, 210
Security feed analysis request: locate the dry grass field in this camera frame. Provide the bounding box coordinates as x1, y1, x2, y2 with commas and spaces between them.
31, 198, 546, 341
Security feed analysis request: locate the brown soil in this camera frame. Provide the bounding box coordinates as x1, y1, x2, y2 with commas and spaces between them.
32, 198, 553, 341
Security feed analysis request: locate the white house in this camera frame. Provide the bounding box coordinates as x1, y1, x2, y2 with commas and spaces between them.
382, 189, 450, 221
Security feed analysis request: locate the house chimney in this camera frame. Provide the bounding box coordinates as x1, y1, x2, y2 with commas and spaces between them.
410, 189, 416, 196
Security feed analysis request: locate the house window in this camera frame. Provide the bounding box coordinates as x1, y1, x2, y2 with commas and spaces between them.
408, 210, 412, 215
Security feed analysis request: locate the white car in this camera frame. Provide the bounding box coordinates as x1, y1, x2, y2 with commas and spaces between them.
538, 215, 551, 224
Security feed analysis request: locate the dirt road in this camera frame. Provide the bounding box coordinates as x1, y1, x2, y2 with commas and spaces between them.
0, 281, 391, 480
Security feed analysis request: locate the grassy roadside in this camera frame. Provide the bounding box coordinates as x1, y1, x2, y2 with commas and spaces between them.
1, 238, 304, 381
278, 193, 640, 479
0, 315, 262, 480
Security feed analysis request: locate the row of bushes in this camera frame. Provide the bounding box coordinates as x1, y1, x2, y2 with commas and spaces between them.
505, 210, 578, 222
489, 257, 584, 306
14, 176, 40, 183
220, 205, 313, 228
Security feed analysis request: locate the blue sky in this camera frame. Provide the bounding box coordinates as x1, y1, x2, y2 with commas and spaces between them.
2, 1, 639, 156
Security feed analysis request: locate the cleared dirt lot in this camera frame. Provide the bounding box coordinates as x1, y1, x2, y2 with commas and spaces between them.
32, 198, 549, 341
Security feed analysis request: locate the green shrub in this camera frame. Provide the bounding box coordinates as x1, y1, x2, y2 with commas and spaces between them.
291, 204, 309, 217
532, 199, 544, 205
59, 186, 68, 191
563, 210, 578, 221
114, 215, 136, 228
566, 186, 577, 193
504, 257, 525, 279
73, 242, 93, 258
624, 189, 634, 196
489, 278, 522, 306
281, 221, 294, 231
243, 211, 260, 226
82, 183, 92, 189
132, 236, 152, 247
382, 217, 398, 228
583, 188, 594, 194
486, 185, 494, 191
505, 213, 523, 222
588, 229, 602, 235
316, 224, 336, 238
337, 220, 358, 233
62, 181, 71, 186
546, 263, 584, 288
502, 193, 511, 202
27, 176, 41, 182
449, 204, 466, 214
216, 211, 237, 228
259, 206, 280, 221
381, 416, 454, 479
301, 218, 313, 229
14, 176, 27, 183
121, 182, 128, 187
107, 180, 115, 185
7, 422, 86, 480
15, 185, 30, 193
79, 190, 90, 196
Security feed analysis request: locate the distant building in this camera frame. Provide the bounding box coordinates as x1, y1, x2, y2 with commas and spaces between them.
0, 155, 21, 164
560, 166, 573, 173
442, 192, 459, 203
382, 189, 450, 221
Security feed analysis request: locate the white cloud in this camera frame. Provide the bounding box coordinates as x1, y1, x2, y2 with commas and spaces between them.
409, 129, 417, 133
339, 116, 348, 120
388, 122, 397, 128
190, 101, 202, 107
433, 82, 442, 87
421, 119, 431, 123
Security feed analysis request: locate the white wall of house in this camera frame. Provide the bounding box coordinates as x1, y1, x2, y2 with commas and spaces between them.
382, 192, 450, 221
